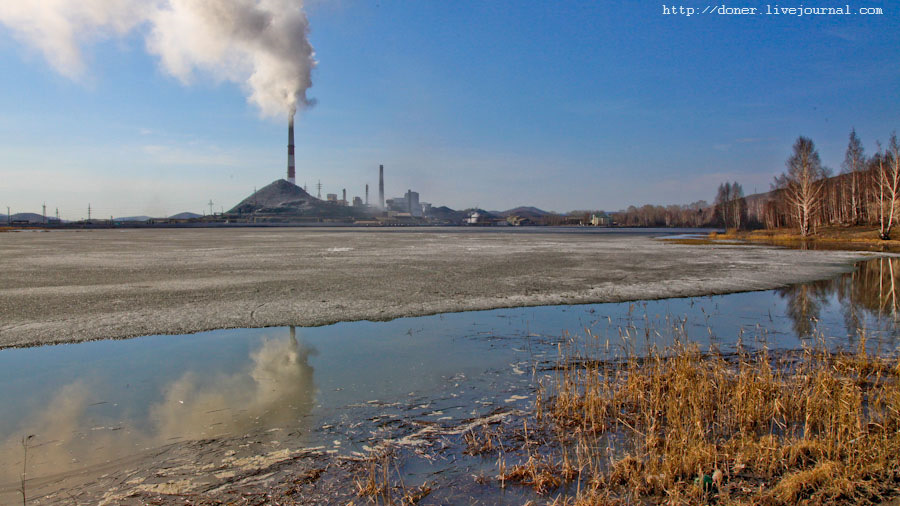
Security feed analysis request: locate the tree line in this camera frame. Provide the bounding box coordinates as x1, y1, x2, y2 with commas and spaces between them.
611, 201, 715, 228
743, 130, 900, 237
610, 128, 900, 237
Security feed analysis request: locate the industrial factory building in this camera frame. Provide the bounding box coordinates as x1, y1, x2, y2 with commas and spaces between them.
386, 190, 424, 217
219, 120, 445, 225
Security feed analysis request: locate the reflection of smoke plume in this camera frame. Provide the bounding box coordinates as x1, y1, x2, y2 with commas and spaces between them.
0, 336, 315, 485
152, 336, 315, 438
0, 0, 315, 117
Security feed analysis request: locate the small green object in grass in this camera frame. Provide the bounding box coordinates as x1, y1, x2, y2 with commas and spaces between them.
695, 473, 715, 492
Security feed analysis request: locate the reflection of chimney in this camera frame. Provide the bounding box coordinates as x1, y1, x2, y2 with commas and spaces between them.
378, 164, 384, 209
287, 116, 296, 185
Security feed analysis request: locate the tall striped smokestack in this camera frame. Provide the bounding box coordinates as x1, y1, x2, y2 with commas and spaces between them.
378, 164, 384, 209
287, 115, 296, 185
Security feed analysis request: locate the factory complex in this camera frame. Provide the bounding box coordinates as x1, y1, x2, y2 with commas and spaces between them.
225, 164, 432, 226
215, 120, 434, 225
3, 120, 614, 228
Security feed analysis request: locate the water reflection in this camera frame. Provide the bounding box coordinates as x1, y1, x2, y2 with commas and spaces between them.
778, 258, 900, 344
776, 284, 827, 338
4, 258, 900, 497
0, 328, 315, 485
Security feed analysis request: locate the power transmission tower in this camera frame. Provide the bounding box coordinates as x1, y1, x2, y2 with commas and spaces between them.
316, 180, 322, 199
88, 204, 91, 221
6, 206, 9, 226
208, 200, 214, 216
42, 203, 46, 224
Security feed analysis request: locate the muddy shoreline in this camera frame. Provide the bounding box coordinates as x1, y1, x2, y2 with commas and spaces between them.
0, 227, 876, 349
11, 407, 530, 505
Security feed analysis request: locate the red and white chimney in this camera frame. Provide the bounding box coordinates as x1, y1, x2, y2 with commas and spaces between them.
287, 116, 296, 185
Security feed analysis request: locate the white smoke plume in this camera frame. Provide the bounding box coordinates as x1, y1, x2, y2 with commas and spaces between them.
0, 0, 315, 118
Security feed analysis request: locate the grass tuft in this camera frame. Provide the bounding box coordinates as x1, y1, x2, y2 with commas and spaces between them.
532, 330, 900, 505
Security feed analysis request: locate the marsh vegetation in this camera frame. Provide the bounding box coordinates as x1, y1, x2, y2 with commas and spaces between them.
531, 334, 900, 505
349, 258, 900, 505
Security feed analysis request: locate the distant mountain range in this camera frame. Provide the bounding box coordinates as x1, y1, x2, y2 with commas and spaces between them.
113, 216, 152, 222
427, 206, 469, 222
113, 212, 203, 221
494, 206, 551, 219
3, 212, 50, 223
105, 212, 202, 221
168, 212, 202, 220
1, 211, 206, 224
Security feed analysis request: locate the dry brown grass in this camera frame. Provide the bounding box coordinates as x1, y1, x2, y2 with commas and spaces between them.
709, 226, 900, 252
536, 332, 900, 505
494, 417, 579, 496
353, 447, 431, 505
354, 448, 394, 502
499, 453, 565, 495
463, 423, 500, 456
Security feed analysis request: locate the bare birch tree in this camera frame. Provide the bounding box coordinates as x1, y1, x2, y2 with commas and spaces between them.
842, 129, 866, 224
715, 182, 732, 227
776, 136, 828, 237
714, 181, 746, 229
730, 182, 745, 229
876, 134, 900, 240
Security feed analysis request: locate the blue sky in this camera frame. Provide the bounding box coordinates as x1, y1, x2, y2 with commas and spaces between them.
0, 1, 898, 219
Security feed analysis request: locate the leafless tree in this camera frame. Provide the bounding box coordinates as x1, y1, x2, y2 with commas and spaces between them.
842, 129, 867, 224
714, 181, 746, 229
611, 200, 717, 228
729, 182, 745, 229
715, 183, 728, 228
776, 136, 828, 237
876, 133, 900, 240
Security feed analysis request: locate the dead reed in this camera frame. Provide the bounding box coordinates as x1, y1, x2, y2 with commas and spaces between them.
353, 446, 431, 506
535, 329, 900, 505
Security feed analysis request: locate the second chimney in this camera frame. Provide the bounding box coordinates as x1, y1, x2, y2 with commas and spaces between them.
378, 164, 385, 209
